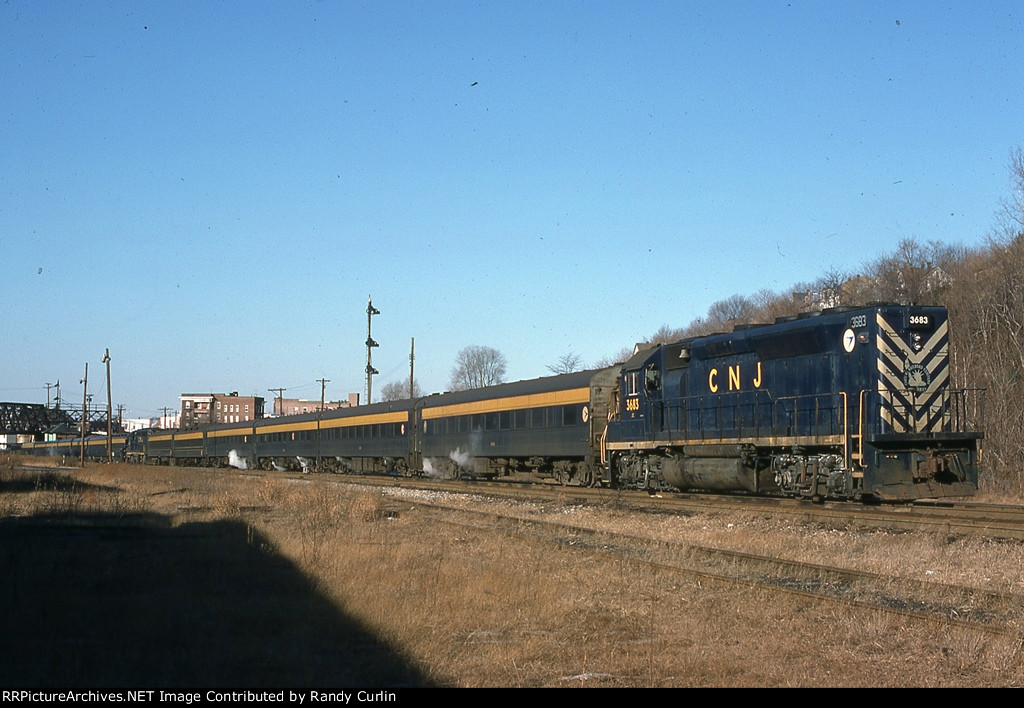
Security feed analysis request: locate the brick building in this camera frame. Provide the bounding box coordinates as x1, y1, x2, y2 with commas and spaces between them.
271, 393, 360, 417
180, 392, 265, 429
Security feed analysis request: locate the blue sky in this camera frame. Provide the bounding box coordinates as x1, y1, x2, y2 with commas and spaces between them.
2, 1, 1021, 418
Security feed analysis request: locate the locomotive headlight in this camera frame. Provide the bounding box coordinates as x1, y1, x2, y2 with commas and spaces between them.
911, 333, 922, 352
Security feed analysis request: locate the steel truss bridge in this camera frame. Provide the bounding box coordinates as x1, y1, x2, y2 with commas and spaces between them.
0, 402, 115, 436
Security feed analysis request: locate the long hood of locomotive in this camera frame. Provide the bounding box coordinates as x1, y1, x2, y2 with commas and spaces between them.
874, 311, 949, 434
605, 304, 963, 449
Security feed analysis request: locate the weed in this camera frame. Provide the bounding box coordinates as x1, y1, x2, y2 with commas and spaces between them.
348, 491, 388, 523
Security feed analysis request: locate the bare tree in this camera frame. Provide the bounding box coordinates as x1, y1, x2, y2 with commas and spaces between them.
647, 324, 686, 345
939, 148, 1024, 496
448, 345, 508, 391
862, 237, 959, 305
748, 287, 801, 323
816, 266, 849, 308
704, 294, 755, 332
379, 379, 423, 401
591, 345, 634, 369
546, 352, 584, 375
994, 146, 1024, 242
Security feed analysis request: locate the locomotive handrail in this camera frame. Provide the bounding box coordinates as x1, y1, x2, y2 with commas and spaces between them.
857, 389, 867, 467
839, 391, 850, 469
857, 387, 984, 437
652, 388, 983, 445
654, 391, 845, 442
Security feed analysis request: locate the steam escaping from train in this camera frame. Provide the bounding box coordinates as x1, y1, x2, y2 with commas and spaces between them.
228, 449, 248, 470
422, 447, 475, 479
449, 447, 471, 468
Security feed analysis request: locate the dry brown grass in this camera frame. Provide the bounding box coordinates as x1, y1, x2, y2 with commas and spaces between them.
2, 460, 1022, 687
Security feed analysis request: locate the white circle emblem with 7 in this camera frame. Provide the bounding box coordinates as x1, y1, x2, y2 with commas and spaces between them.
842, 328, 856, 353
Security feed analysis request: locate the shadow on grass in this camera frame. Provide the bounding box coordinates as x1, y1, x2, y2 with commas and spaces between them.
0, 511, 435, 687
0, 469, 120, 496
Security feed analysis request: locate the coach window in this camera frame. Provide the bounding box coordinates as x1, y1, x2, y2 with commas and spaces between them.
485, 412, 498, 430
531, 408, 546, 428
562, 405, 578, 426
514, 409, 528, 429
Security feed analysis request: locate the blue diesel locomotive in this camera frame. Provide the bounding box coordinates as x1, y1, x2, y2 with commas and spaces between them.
605, 303, 982, 500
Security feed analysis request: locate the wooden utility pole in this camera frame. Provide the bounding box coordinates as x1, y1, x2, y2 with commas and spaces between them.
103, 348, 112, 462
79, 363, 88, 467
268, 388, 286, 417
409, 337, 415, 399
316, 378, 330, 471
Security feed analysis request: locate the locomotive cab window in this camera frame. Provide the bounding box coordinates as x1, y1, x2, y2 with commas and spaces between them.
644, 364, 661, 393
625, 371, 640, 397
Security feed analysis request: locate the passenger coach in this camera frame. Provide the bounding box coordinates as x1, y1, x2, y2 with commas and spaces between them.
418, 369, 617, 485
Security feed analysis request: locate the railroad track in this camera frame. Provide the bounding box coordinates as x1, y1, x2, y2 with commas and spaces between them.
327, 472, 1024, 540
392, 494, 1024, 640
13, 460, 1024, 538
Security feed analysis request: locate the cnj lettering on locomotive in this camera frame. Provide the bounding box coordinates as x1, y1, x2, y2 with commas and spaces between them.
708, 361, 763, 393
